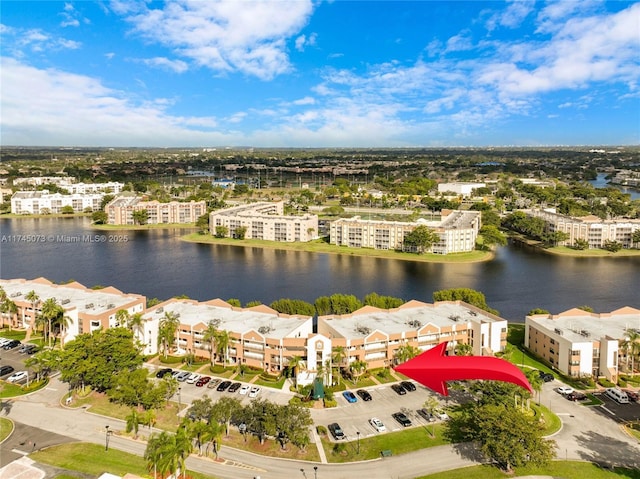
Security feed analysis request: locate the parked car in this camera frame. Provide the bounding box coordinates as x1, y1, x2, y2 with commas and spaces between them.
175, 371, 191, 382
417, 408, 436, 422
207, 378, 221, 389
155, 368, 173, 378
356, 389, 372, 401
624, 389, 639, 402
22, 344, 38, 355
392, 412, 412, 427
557, 386, 574, 395
18, 343, 33, 353
566, 391, 587, 402
538, 370, 554, 382
342, 391, 358, 403
249, 386, 261, 398
369, 417, 386, 432
3, 340, 20, 350
391, 383, 406, 395
239, 384, 251, 395
400, 381, 416, 392
196, 376, 211, 387
228, 382, 242, 393
186, 373, 201, 384
0, 365, 15, 376
6, 371, 28, 383
0, 338, 11, 346
435, 411, 450, 421
216, 380, 232, 391
328, 422, 345, 440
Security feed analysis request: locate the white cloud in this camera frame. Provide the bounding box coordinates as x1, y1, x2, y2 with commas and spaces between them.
0, 57, 233, 146
295, 32, 317, 52
120, 0, 314, 80
486, 0, 535, 31
140, 57, 189, 73
293, 96, 316, 106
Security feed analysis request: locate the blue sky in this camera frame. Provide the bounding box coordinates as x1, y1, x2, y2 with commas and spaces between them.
1, 1, 639, 147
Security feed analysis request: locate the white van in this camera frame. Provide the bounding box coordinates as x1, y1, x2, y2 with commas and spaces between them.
605, 387, 629, 404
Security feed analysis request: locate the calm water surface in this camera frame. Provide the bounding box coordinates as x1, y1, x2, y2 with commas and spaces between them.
1, 217, 639, 322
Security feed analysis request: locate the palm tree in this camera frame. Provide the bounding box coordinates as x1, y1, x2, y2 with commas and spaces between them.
145, 431, 172, 479
394, 343, 420, 365
54, 313, 72, 349
350, 359, 368, 384
331, 345, 346, 384
40, 298, 64, 348
115, 309, 130, 327
126, 408, 140, 439
526, 369, 543, 405
127, 312, 145, 344
24, 290, 40, 335
215, 330, 231, 367
287, 355, 304, 388
624, 329, 640, 374
202, 320, 220, 366
159, 311, 180, 358
174, 424, 193, 479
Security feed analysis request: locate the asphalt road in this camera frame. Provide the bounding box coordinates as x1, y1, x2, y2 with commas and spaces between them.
2, 376, 640, 479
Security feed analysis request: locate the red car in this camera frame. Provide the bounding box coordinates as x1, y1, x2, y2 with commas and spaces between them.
195, 376, 211, 387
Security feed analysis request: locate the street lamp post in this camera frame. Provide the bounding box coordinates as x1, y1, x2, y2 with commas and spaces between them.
314, 466, 318, 479
105, 425, 111, 451
178, 386, 181, 408
356, 431, 360, 454
300, 468, 307, 478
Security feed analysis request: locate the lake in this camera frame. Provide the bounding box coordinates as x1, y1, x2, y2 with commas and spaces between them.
1, 217, 639, 323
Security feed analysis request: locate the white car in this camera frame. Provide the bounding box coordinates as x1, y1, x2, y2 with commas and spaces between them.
6, 371, 28, 383
435, 412, 450, 421
186, 373, 201, 384
369, 417, 386, 432
249, 386, 261, 398
239, 384, 251, 395
557, 386, 574, 395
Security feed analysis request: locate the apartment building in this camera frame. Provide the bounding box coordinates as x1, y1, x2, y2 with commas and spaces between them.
209, 201, 318, 242
527, 208, 640, 249
317, 300, 508, 371
329, 210, 481, 254
143, 298, 320, 376
0, 278, 148, 350
13, 177, 75, 187
11, 191, 104, 214
525, 306, 640, 383
106, 196, 206, 225
437, 182, 486, 197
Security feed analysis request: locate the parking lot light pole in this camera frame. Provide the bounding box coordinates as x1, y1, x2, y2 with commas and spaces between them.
178, 387, 181, 408
300, 468, 307, 478
356, 431, 360, 454
314, 466, 318, 479
105, 425, 111, 451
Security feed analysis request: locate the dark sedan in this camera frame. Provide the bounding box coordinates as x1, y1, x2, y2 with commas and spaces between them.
392, 412, 412, 427
400, 381, 416, 392
391, 383, 406, 395
228, 382, 242, 393
216, 380, 232, 391
356, 389, 372, 401
155, 368, 173, 378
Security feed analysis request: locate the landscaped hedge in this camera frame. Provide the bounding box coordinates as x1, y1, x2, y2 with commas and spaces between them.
158, 355, 184, 364
598, 378, 615, 388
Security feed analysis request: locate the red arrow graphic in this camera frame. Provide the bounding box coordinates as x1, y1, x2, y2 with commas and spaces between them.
394, 341, 533, 396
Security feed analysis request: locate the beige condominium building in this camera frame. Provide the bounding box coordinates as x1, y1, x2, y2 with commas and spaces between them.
11, 190, 105, 214
329, 209, 481, 254
143, 298, 325, 382
525, 306, 640, 383
106, 196, 206, 225
318, 300, 508, 371
527, 208, 640, 249
209, 201, 318, 242
0, 278, 148, 351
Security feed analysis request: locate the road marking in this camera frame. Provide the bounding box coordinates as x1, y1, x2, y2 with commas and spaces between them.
11, 449, 29, 456
600, 406, 615, 416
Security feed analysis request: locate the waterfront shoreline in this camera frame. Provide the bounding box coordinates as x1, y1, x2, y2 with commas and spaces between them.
180, 232, 495, 264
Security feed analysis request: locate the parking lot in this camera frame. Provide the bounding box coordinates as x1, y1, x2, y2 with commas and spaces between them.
592, 392, 640, 422
0, 344, 32, 384
311, 380, 454, 441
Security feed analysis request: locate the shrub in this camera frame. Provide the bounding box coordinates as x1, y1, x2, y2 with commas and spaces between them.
316, 425, 327, 436
618, 378, 627, 388
598, 378, 615, 388
323, 398, 337, 408
332, 443, 346, 455
159, 355, 183, 364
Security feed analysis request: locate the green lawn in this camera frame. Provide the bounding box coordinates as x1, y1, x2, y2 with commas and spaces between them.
0, 417, 14, 442
30, 443, 214, 479
181, 233, 493, 264
322, 423, 449, 463
416, 461, 640, 479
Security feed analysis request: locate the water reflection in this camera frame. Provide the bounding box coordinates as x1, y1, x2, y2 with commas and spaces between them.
1, 217, 639, 322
